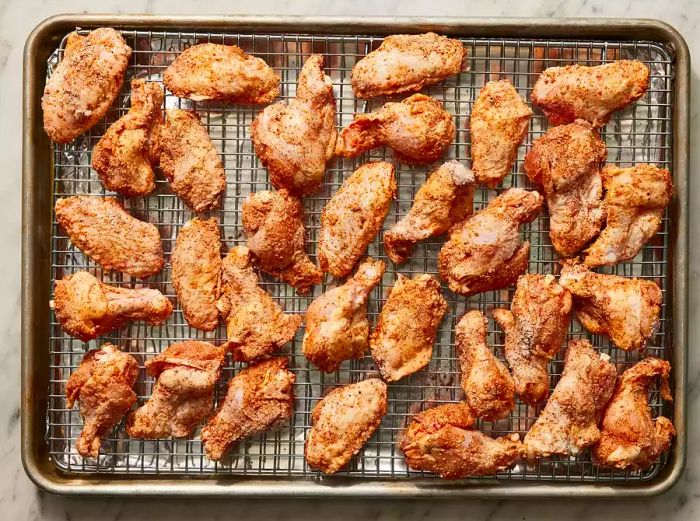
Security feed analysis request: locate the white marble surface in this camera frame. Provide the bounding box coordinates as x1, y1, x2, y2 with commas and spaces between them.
2, 0, 699, 519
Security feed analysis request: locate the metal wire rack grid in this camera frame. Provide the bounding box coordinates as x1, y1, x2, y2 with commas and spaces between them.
46, 28, 675, 484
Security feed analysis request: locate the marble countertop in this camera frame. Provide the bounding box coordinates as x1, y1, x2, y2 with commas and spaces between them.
3, 0, 698, 519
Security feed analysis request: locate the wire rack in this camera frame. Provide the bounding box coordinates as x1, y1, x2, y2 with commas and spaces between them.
46, 28, 675, 484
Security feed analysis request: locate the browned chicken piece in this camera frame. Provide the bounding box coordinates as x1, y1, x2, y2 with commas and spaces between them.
303, 258, 386, 373
52, 271, 172, 342
305, 379, 387, 474
336, 94, 455, 164
470, 80, 532, 187
438, 188, 543, 296
251, 54, 337, 195
523, 339, 617, 460
242, 190, 322, 295
455, 311, 515, 421
584, 164, 674, 267
492, 274, 571, 405
55, 196, 164, 279
384, 161, 475, 264
559, 261, 662, 352
202, 358, 295, 461
216, 246, 302, 362
531, 60, 650, 127
126, 341, 226, 439
318, 161, 396, 278
66, 344, 138, 458
399, 403, 522, 479
42, 28, 132, 143
370, 274, 447, 382
159, 109, 226, 213
171, 218, 221, 331
91, 79, 163, 197
351, 32, 465, 99
163, 43, 280, 104
592, 358, 675, 471
524, 120, 607, 257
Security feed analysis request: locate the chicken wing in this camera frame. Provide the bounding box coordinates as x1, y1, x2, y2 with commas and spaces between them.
399, 403, 522, 479
242, 189, 322, 294
55, 196, 164, 279
42, 28, 132, 143
584, 164, 673, 267
66, 344, 138, 458
592, 358, 675, 471
303, 258, 386, 373
524, 120, 607, 257
251, 54, 337, 195
318, 161, 396, 278
531, 60, 650, 127
384, 161, 475, 264
163, 43, 280, 104
202, 358, 295, 461
126, 341, 226, 439
470, 80, 532, 187
438, 188, 543, 296
351, 32, 465, 98
523, 339, 617, 460
305, 379, 387, 474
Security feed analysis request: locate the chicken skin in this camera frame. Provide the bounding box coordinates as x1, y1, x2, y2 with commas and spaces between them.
523, 339, 617, 460
559, 261, 662, 352
455, 311, 515, 421
524, 120, 607, 257
43, 28, 132, 143
163, 43, 280, 104
159, 109, 226, 213
126, 341, 226, 439
242, 190, 322, 294
351, 32, 465, 99
384, 161, 475, 264
370, 274, 447, 382
438, 188, 543, 296
66, 344, 138, 458
592, 358, 675, 471
202, 358, 295, 461
171, 218, 221, 331
531, 60, 650, 127
318, 161, 396, 278
305, 379, 387, 474
55, 196, 164, 279
584, 164, 674, 267
336, 94, 455, 164
216, 246, 302, 362
53, 271, 172, 341
399, 403, 522, 479
492, 274, 571, 405
91, 79, 163, 197
303, 258, 386, 373
251, 54, 337, 195
470, 80, 532, 187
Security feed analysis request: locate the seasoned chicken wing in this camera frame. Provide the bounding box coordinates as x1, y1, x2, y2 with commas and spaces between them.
351, 32, 465, 98
470, 80, 532, 187
66, 344, 138, 458
318, 161, 396, 278
438, 188, 543, 296
163, 43, 279, 104
43, 28, 132, 143
251, 54, 337, 195
202, 358, 295, 461
305, 379, 387, 474
55, 196, 164, 279
384, 161, 475, 264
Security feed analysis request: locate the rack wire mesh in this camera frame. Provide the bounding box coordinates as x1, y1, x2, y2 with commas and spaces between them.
46, 28, 675, 483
